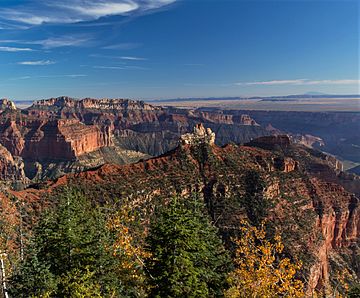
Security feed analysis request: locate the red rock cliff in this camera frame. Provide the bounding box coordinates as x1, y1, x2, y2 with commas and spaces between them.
0, 117, 113, 161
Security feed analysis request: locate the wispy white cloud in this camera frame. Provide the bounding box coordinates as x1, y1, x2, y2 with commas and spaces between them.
89, 54, 146, 61
57, 2, 139, 18
39, 74, 88, 78
91, 54, 147, 60
0, 46, 33, 52
236, 79, 360, 86
0, 12, 72, 26
8, 76, 32, 81
0, 35, 91, 50
0, 39, 20, 43
63, 74, 87, 78
93, 65, 147, 70
17, 60, 56, 66
25, 36, 92, 49
303, 79, 360, 85
102, 42, 142, 50
0, 1, 176, 26
120, 56, 147, 60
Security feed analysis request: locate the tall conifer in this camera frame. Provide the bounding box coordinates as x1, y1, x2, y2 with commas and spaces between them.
146, 195, 231, 298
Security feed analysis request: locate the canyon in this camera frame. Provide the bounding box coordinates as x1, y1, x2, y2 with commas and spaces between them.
199, 108, 360, 164
1, 125, 358, 294
0, 97, 359, 294
0, 97, 269, 187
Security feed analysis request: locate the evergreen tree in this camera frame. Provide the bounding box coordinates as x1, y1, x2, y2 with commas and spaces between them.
146, 194, 231, 298
8, 189, 122, 297
348, 284, 360, 298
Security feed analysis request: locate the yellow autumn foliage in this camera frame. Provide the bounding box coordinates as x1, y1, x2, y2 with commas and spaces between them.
107, 202, 150, 289
225, 221, 305, 298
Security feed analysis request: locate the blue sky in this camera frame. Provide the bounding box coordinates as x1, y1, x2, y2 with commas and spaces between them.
0, 0, 358, 100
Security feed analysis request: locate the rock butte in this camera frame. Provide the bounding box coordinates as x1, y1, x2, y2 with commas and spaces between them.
180, 123, 216, 146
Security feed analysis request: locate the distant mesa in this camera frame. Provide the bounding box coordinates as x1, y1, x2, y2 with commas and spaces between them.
31, 96, 159, 111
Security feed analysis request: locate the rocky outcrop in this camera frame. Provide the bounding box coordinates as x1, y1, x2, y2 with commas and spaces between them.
0, 99, 16, 112
239, 114, 259, 126
0, 144, 27, 186
325, 154, 344, 172
273, 156, 297, 172
306, 178, 359, 294
180, 124, 215, 146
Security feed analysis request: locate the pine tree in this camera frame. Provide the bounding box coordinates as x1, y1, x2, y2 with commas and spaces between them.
146, 194, 231, 298
8, 189, 122, 297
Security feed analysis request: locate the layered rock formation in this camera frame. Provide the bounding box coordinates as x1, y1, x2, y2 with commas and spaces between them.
0, 99, 116, 161
21, 119, 113, 161
0, 97, 268, 186
1, 97, 356, 198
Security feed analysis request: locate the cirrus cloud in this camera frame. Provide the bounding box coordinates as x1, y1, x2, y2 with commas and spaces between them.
120, 56, 147, 60
0, 0, 176, 26
0, 46, 33, 52
17, 60, 56, 66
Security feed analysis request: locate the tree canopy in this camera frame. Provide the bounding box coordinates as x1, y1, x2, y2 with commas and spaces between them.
145, 195, 232, 298
8, 190, 121, 297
